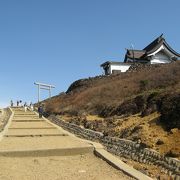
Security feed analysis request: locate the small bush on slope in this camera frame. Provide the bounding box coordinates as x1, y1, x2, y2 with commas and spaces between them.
159, 93, 180, 130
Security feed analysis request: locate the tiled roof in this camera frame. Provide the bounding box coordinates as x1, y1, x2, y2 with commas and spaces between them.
124, 34, 180, 62
126, 50, 146, 59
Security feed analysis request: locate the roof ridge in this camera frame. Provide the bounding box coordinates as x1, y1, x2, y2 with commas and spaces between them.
143, 34, 164, 51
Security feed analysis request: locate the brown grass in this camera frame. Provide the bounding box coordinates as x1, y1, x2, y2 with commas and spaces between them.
44, 61, 180, 115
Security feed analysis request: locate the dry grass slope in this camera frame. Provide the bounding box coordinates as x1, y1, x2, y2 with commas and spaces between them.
45, 61, 180, 116
43, 61, 180, 159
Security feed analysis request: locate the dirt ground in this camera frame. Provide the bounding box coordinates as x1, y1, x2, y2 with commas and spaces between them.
119, 156, 170, 179
60, 113, 180, 159
0, 154, 133, 180
112, 113, 180, 158
60, 113, 180, 179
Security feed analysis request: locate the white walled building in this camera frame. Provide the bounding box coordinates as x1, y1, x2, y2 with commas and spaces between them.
100, 61, 131, 75
101, 34, 180, 75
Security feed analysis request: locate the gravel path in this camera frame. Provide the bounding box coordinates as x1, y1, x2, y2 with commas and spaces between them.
0, 154, 133, 180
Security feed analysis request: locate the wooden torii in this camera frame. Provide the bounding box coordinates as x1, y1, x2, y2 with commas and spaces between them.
34, 82, 55, 102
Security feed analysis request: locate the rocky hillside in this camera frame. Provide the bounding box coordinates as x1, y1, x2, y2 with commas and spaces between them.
43, 61, 180, 158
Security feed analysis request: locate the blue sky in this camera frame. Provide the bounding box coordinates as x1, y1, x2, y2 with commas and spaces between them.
0, 0, 180, 107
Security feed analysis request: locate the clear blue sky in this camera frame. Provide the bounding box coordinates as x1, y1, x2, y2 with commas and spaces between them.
0, 0, 180, 107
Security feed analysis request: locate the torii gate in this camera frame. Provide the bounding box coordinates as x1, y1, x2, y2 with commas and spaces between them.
34, 82, 55, 102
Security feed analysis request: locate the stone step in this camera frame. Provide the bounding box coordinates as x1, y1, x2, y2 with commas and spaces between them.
6, 128, 62, 136
4, 134, 68, 137
13, 112, 33, 114
0, 136, 93, 157
9, 122, 54, 128
11, 109, 26, 111
12, 117, 40, 120
14, 112, 37, 114
0, 147, 93, 157
14, 113, 36, 115
9, 127, 56, 130
13, 117, 39, 119
13, 117, 40, 119
13, 115, 38, 117
12, 120, 44, 122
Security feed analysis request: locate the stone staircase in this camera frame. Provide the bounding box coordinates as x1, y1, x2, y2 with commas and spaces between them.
0, 108, 93, 157
0, 108, 153, 180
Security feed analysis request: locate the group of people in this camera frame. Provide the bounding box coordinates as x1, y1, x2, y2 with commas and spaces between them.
10, 100, 34, 112
10, 100, 22, 107
10, 100, 44, 118
24, 102, 34, 112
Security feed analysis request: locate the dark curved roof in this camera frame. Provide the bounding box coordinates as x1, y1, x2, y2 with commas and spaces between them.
144, 34, 180, 56
124, 34, 180, 62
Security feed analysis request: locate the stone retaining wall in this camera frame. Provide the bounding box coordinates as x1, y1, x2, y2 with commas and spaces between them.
48, 115, 180, 178
0, 108, 12, 132
127, 63, 168, 73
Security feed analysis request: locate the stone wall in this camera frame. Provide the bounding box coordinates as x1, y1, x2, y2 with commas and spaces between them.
48, 115, 180, 178
0, 108, 12, 132
127, 62, 170, 73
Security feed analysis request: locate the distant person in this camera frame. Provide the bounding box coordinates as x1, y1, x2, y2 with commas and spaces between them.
19, 100, 22, 107
17, 101, 19, 107
24, 102, 27, 112
30, 102, 34, 111
10, 100, 13, 107
38, 104, 43, 118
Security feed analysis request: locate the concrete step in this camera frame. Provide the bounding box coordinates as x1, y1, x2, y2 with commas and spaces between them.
13, 112, 34, 114
14, 113, 35, 114
9, 127, 57, 130
13, 116, 40, 118
5, 134, 68, 137
13, 115, 38, 117
0, 136, 93, 157
13, 117, 39, 119
14, 113, 36, 115
12, 117, 41, 120
0, 147, 93, 157
6, 128, 63, 136
11, 109, 26, 111
9, 122, 54, 128
12, 120, 44, 122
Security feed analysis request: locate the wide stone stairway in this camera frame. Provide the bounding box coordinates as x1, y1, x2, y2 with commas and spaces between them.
0, 108, 131, 180
0, 108, 93, 156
